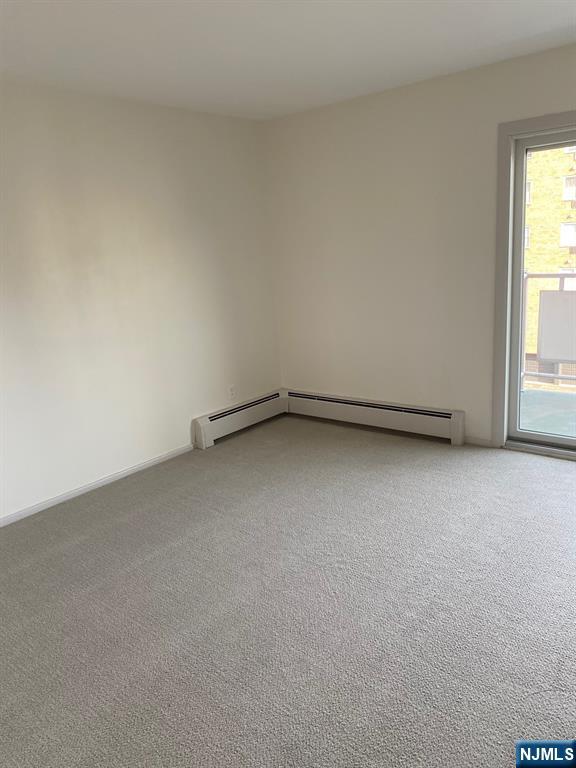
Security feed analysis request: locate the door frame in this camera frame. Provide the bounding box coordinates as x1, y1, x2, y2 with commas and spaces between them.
492, 111, 576, 453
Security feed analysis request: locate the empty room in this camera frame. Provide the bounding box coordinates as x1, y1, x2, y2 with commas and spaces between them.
1, 1, 575, 766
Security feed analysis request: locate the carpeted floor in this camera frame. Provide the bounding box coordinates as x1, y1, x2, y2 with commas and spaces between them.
1, 415, 575, 767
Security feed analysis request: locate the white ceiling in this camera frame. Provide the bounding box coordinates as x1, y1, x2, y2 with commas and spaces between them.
1, 0, 575, 118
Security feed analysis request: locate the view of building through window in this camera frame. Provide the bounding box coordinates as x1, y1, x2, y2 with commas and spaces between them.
519, 144, 576, 439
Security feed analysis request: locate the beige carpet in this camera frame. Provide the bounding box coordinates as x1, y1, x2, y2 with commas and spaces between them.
1, 415, 575, 767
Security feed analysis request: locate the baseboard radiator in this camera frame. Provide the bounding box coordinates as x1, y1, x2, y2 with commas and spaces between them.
193, 391, 288, 449
193, 388, 465, 448
287, 390, 464, 445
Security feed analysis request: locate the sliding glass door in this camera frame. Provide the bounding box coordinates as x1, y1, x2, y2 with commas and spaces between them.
508, 131, 576, 450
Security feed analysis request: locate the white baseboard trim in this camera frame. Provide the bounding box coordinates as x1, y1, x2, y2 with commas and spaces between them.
0, 444, 193, 528
464, 436, 496, 447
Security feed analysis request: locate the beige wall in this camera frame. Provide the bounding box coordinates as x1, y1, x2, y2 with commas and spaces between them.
266, 44, 576, 443
0, 80, 278, 518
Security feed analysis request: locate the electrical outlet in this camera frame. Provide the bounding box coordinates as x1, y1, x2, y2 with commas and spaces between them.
228, 385, 237, 402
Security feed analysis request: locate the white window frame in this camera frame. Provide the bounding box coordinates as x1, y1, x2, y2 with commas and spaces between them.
563, 175, 576, 201
493, 111, 576, 457
560, 221, 576, 246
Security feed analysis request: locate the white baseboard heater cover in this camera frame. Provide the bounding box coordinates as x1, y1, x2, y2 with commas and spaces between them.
193, 391, 288, 449
193, 388, 465, 448
287, 390, 464, 446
